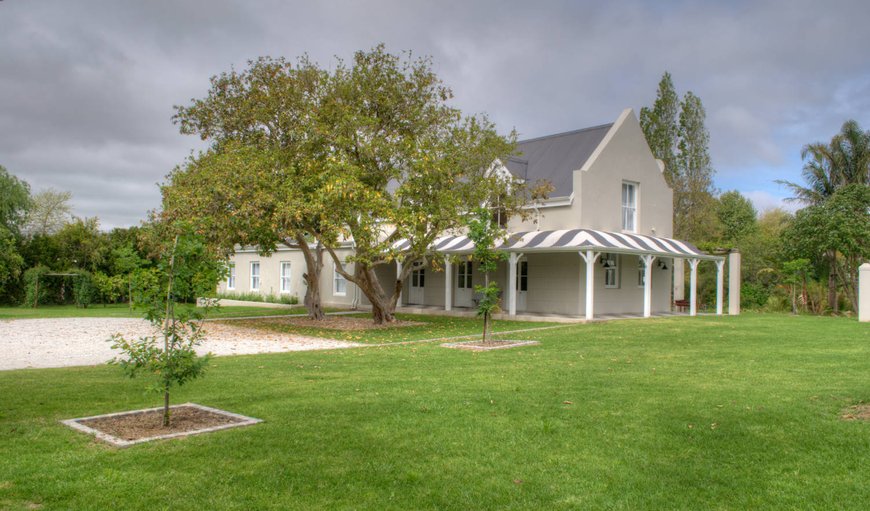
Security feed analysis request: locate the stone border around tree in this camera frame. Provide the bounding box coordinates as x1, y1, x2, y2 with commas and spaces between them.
441, 340, 540, 351
60, 402, 263, 447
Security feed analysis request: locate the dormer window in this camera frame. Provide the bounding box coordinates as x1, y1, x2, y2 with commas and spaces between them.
622, 182, 637, 232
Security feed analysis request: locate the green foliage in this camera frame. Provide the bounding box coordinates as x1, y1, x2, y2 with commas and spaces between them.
640, 74, 719, 243
53, 217, 107, 272
466, 207, 508, 341
740, 281, 770, 310
110, 229, 222, 426
22, 188, 72, 237
0, 164, 32, 236
0, 227, 24, 302
22, 265, 50, 307
216, 291, 299, 305
92, 271, 126, 304
716, 190, 757, 246
71, 270, 95, 308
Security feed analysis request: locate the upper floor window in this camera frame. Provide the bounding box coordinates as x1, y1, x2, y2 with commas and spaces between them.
250, 261, 260, 291
227, 263, 236, 290
622, 182, 637, 232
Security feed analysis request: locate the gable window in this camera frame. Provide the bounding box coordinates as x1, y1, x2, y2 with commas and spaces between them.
280, 262, 292, 294
622, 182, 638, 232
333, 262, 347, 296
227, 263, 236, 290
603, 253, 619, 288
637, 257, 646, 288
250, 262, 260, 291
457, 260, 473, 289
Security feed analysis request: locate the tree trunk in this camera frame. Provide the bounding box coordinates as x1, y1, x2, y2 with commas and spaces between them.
827, 252, 838, 313
357, 265, 395, 325
296, 234, 325, 320
163, 387, 170, 427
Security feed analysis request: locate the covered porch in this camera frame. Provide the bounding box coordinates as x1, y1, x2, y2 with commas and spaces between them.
392, 229, 735, 321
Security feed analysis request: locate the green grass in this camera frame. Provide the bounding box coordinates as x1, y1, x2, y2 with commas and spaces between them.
0, 303, 343, 320
224, 313, 557, 343
1, 313, 869, 510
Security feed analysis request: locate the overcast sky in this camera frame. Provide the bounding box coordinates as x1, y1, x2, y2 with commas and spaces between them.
2, 0, 869, 230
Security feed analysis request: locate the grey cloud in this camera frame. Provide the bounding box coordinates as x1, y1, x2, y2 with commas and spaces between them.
1, 0, 868, 228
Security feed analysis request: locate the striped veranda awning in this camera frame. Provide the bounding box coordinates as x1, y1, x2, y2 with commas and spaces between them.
392, 228, 722, 260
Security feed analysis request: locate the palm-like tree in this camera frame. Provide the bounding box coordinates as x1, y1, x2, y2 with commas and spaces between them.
776, 119, 870, 312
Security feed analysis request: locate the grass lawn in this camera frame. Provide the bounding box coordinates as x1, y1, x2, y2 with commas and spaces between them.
0, 303, 343, 320
224, 313, 558, 344
1, 313, 869, 510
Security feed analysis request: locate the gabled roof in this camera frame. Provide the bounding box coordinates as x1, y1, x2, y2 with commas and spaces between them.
506, 123, 613, 198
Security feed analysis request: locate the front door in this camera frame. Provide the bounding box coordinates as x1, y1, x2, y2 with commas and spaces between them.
455, 260, 473, 307
409, 268, 425, 305
516, 260, 528, 311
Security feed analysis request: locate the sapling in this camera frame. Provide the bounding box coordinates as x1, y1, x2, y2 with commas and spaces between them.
466, 207, 508, 343
110, 230, 225, 427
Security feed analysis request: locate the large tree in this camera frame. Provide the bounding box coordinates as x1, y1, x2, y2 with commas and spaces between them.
0, 164, 31, 236
639, 72, 680, 187
23, 188, 73, 237
640, 74, 718, 243
168, 57, 331, 319
716, 190, 757, 246
309, 46, 524, 324
776, 119, 870, 311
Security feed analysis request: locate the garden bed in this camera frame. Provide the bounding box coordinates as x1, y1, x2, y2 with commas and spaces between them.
62, 403, 262, 447
441, 339, 540, 351
266, 316, 423, 331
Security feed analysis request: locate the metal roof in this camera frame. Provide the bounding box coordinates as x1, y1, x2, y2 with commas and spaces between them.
507, 123, 613, 198
393, 228, 722, 260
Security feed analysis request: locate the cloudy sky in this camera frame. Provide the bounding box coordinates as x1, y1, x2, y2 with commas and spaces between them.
2, 0, 869, 229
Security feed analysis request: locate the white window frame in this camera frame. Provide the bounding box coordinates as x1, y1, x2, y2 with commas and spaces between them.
333, 262, 347, 296
622, 181, 638, 233
457, 260, 473, 289
227, 263, 236, 290
603, 253, 619, 289
516, 260, 528, 291
637, 257, 646, 288
250, 261, 260, 291
280, 261, 292, 294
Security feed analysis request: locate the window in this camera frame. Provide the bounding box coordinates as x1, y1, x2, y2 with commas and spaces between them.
412, 268, 425, 287
227, 263, 236, 290
637, 257, 646, 288
603, 253, 619, 288
280, 262, 292, 294
333, 263, 347, 296
622, 182, 637, 232
457, 260, 473, 289
516, 260, 528, 291
250, 262, 260, 291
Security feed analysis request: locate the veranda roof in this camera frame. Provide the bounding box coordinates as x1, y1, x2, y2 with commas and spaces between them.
393, 228, 722, 260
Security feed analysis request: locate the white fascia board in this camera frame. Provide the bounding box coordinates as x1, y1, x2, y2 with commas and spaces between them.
522, 192, 574, 209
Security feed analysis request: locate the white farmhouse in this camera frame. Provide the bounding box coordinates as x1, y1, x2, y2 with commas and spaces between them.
219, 109, 737, 320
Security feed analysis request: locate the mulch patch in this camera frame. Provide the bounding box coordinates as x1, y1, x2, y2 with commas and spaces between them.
841, 403, 870, 421
78, 405, 241, 441
442, 340, 540, 351
64, 403, 262, 446
268, 316, 424, 331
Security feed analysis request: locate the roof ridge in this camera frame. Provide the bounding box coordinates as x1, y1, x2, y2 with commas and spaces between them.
517, 122, 613, 144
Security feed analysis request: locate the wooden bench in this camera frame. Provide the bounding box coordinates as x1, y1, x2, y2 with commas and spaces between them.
674, 299, 690, 312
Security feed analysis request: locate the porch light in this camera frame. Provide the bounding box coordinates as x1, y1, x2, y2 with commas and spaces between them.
657, 260, 668, 271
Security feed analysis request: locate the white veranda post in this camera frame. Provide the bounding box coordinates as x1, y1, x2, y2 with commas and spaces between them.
579, 250, 601, 321
715, 259, 725, 316
688, 258, 700, 316
641, 255, 656, 318
444, 256, 452, 312
507, 252, 524, 316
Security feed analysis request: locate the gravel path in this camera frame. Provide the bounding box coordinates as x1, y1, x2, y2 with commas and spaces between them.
0, 318, 360, 371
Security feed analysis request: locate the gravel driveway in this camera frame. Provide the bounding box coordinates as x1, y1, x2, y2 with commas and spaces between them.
0, 318, 360, 371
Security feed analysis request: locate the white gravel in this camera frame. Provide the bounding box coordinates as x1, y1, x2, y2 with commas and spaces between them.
0, 317, 361, 371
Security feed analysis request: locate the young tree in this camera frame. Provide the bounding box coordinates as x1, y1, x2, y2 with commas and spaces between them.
0, 164, 31, 236
23, 188, 73, 237
640, 72, 680, 187
465, 207, 507, 343
110, 229, 224, 427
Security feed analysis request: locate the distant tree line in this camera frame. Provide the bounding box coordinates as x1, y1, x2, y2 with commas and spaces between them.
641, 73, 870, 314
